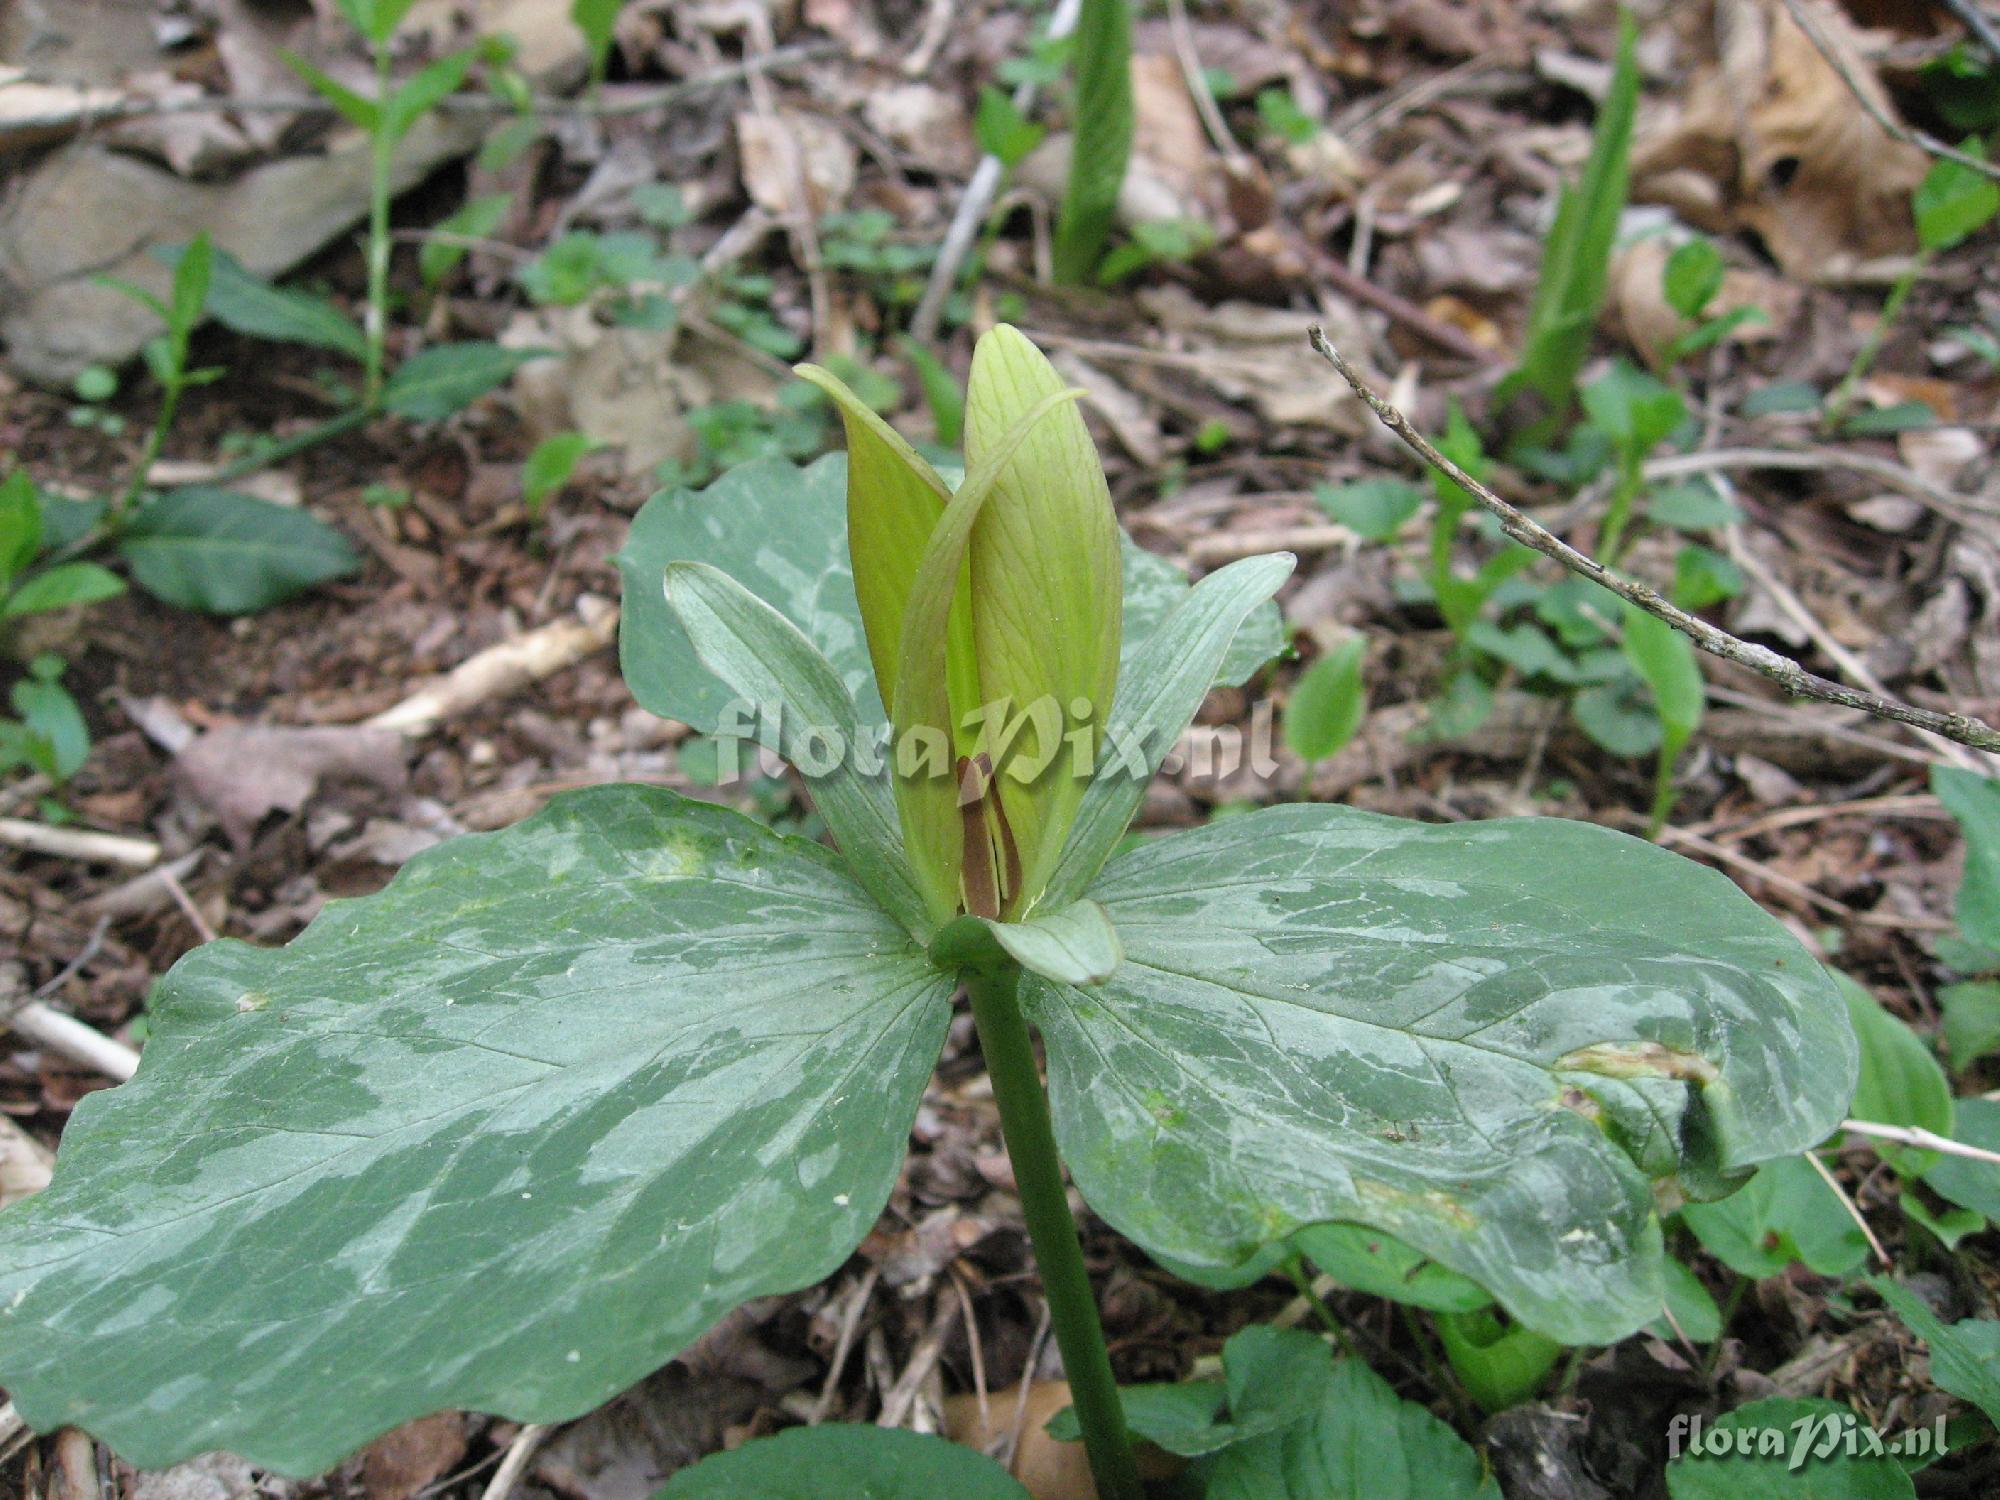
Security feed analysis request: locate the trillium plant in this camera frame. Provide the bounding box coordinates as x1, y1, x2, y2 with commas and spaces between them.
0, 328, 1854, 1496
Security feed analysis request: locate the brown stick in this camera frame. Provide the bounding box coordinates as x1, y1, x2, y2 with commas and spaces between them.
1307, 326, 2000, 756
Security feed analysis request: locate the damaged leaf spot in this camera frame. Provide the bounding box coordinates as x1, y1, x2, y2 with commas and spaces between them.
1557, 1041, 1719, 1086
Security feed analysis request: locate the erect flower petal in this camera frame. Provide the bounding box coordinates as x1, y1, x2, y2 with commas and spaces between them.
793, 363, 976, 724
962, 325, 1123, 914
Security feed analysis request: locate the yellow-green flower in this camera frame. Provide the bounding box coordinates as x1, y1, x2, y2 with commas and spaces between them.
797, 326, 1122, 926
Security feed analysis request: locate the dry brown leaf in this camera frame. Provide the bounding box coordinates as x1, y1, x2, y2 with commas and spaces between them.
1631, 0, 1930, 279
943, 1382, 1096, 1500
0, 1116, 53, 1211
862, 84, 977, 178
1131, 52, 1221, 221
360, 1413, 468, 1500
173, 725, 409, 852
1138, 285, 1374, 432
736, 109, 857, 219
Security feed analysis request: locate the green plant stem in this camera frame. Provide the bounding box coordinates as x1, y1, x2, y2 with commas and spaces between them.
111, 375, 184, 525
363, 43, 395, 410
964, 965, 1142, 1500
1283, 1257, 1356, 1358
213, 408, 372, 486
1823, 257, 1923, 432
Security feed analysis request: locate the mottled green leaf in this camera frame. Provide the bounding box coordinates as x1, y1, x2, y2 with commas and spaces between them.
658, 1425, 1031, 1499
1042, 553, 1293, 911
0, 788, 952, 1474
616, 457, 1281, 742
1031, 805, 1854, 1343
661, 560, 925, 936
985, 900, 1121, 986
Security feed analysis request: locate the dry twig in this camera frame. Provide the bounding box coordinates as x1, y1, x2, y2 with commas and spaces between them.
0, 44, 837, 135
1308, 327, 2000, 756
1777, 0, 2000, 182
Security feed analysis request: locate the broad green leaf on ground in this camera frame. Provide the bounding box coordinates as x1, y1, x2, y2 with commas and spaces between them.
1922, 1096, 2000, 1220
161, 246, 366, 360
1839, 975, 1952, 1170
1047, 1326, 1334, 1458
1294, 1222, 1492, 1313
1665, 1398, 1916, 1499
522, 432, 596, 513
1940, 981, 2000, 1070
381, 343, 550, 421
0, 469, 42, 587
615, 455, 1284, 739
1284, 639, 1367, 763
117, 487, 359, 614
1933, 766, 2000, 951
1202, 1357, 1502, 1500
422, 192, 513, 286
1313, 477, 1423, 540
1681, 1155, 1869, 1279
0, 788, 952, 1474
1030, 805, 1855, 1344
3, 562, 125, 617
1650, 1256, 1723, 1344
656, 1425, 1031, 1500
1913, 146, 2000, 253
1868, 1279, 2000, 1427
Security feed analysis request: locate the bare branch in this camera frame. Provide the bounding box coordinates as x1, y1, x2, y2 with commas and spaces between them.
1940, 0, 2000, 66
1306, 326, 2000, 756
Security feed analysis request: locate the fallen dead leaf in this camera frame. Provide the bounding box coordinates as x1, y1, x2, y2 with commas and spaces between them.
1138, 284, 1376, 432
862, 84, 977, 178
0, 1116, 53, 1210
1631, 0, 1930, 279
173, 725, 409, 852
736, 108, 857, 219
360, 1412, 468, 1500
944, 1381, 1096, 1500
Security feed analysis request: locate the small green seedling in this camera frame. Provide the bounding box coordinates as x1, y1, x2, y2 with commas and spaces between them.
5, 237, 358, 647
0, 329, 1855, 1499
1658, 237, 1766, 365
1052, 0, 1134, 284
1825, 138, 2000, 430
1499, 11, 1641, 447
